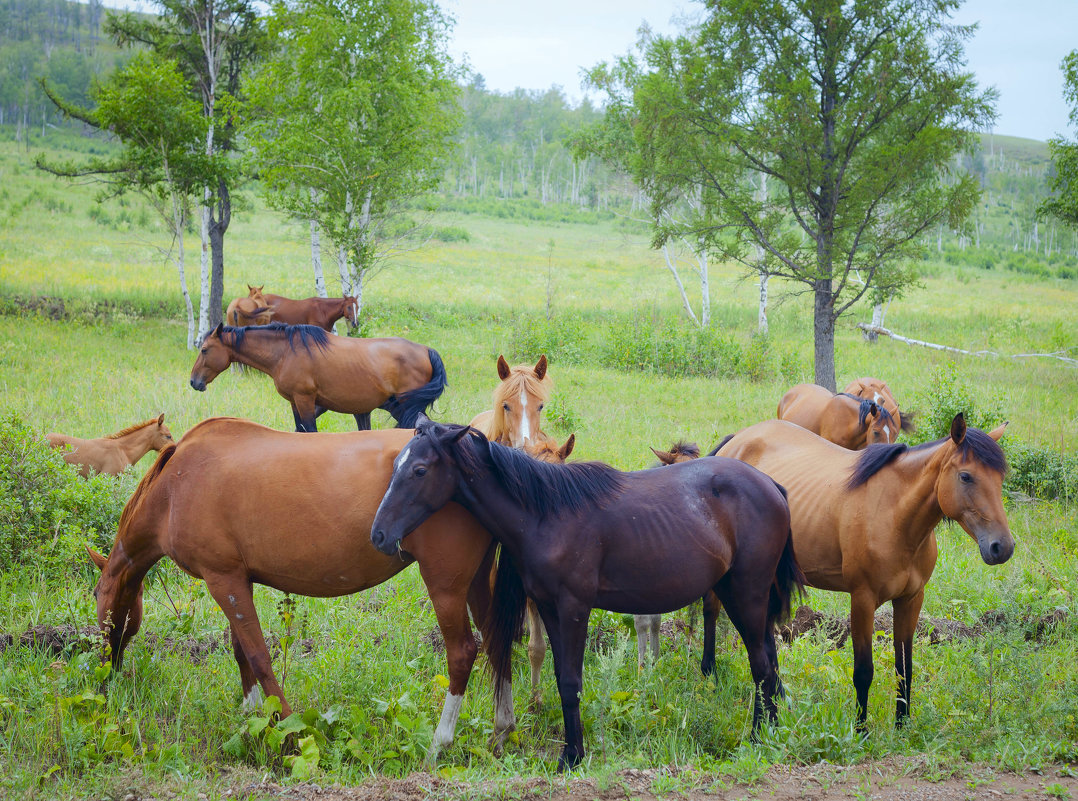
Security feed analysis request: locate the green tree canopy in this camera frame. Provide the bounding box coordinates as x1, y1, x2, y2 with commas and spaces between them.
1040, 50, 1078, 230
578, 0, 996, 390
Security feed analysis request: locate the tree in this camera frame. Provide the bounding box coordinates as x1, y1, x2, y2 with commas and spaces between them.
1040, 50, 1078, 231
245, 0, 461, 315
37, 52, 216, 348
579, 1, 995, 390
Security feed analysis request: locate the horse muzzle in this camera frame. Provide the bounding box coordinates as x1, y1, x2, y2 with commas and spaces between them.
370, 526, 402, 556
977, 531, 1015, 565
190, 377, 206, 392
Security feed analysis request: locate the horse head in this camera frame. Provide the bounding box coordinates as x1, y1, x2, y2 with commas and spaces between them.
246, 284, 265, 299
151, 413, 174, 450
526, 433, 576, 463
88, 546, 144, 671
650, 441, 701, 465
190, 324, 232, 391
491, 355, 552, 449
935, 414, 1014, 566
343, 295, 359, 328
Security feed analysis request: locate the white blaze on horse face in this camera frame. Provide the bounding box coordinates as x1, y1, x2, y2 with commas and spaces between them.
384, 446, 412, 504
516, 389, 531, 447
429, 692, 464, 758
884, 425, 892, 443
873, 391, 883, 404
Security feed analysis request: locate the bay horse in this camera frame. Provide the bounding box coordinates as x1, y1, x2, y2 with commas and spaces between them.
777, 383, 899, 449
189, 323, 446, 432
714, 413, 1013, 729
468, 355, 552, 449
88, 417, 516, 762
46, 414, 173, 477
370, 419, 804, 770
843, 377, 915, 437
263, 291, 358, 332
226, 285, 274, 327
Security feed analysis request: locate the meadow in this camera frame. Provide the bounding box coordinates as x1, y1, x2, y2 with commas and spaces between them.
1, 135, 1077, 799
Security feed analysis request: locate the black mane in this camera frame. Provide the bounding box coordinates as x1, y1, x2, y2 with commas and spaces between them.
223, 322, 330, 355
424, 422, 625, 517
847, 427, 1007, 489
837, 393, 898, 430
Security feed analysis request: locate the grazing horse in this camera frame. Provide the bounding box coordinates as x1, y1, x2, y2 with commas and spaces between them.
263, 291, 359, 332
468, 355, 552, 449
87, 418, 516, 762
714, 413, 1013, 729
371, 420, 803, 770
777, 383, 899, 449
189, 323, 446, 432
226, 285, 274, 327
843, 377, 915, 437
636, 441, 723, 675
46, 414, 173, 477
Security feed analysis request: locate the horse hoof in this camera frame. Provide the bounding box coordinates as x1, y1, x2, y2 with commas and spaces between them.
487, 724, 515, 757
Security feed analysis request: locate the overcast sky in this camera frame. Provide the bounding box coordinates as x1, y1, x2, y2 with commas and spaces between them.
442, 0, 1078, 143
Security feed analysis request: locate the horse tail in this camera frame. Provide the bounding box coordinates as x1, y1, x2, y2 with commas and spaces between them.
115, 443, 177, 539
767, 481, 806, 627
706, 433, 735, 457
387, 347, 448, 428
484, 547, 527, 708
900, 409, 917, 433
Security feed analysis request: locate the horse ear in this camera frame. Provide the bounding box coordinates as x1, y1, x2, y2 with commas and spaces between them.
211, 322, 224, 338
868, 401, 880, 418
949, 413, 967, 445
987, 420, 1009, 442
559, 433, 576, 460
87, 546, 107, 571
414, 412, 431, 430
650, 446, 677, 465
452, 425, 473, 444
534, 354, 548, 381
496, 355, 511, 380
157, 413, 165, 425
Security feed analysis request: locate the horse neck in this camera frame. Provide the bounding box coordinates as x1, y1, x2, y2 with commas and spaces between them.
881, 442, 950, 546
452, 461, 537, 561
106, 529, 164, 596
229, 332, 287, 372
112, 426, 159, 465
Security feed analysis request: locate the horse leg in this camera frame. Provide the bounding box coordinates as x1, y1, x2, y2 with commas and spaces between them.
290, 398, 318, 433
700, 591, 721, 677
648, 615, 660, 663
714, 578, 779, 734
537, 601, 589, 771
227, 622, 263, 711
353, 413, 372, 431
633, 614, 654, 669
850, 590, 877, 732
526, 599, 547, 708
203, 575, 290, 716
892, 590, 924, 726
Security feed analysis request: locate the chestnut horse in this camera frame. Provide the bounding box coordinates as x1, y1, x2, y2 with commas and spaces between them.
777, 383, 899, 449
843, 377, 915, 437
371, 420, 803, 770
226, 285, 274, 327
46, 414, 173, 477
189, 323, 446, 432
88, 418, 515, 762
468, 355, 552, 449
263, 291, 358, 331
714, 413, 1013, 729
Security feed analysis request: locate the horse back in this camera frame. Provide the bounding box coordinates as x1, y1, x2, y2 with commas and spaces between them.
776, 383, 833, 434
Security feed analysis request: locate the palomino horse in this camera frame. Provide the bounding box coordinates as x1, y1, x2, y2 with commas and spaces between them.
714, 413, 1013, 729
46, 414, 173, 477
263, 291, 358, 332
189, 323, 446, 431
371, 420, 803, 770
468, 355, 552, 449
843, 377, 915, 436
777, 383, 899, 449
88, 418, 515, 761
470, 354, 557, 705
226, 285, 274, 327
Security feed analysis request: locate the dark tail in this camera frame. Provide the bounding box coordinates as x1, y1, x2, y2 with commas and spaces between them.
900, 409, 917, 433
385, 347, 448, 428
706, 433, 735, 457
484, 548, 528, 708
767, 482, 806, 627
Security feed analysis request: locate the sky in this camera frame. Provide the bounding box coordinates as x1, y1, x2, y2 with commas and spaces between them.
441, 0, 1078, 143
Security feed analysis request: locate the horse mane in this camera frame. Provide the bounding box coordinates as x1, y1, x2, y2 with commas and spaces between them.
115, 442, 177, 536
706, 434, 735, 457
224, 322, 330, 355
847, 427, 1007, 489
427, 423, 623, 517
837, 393, 898, 430
106, 418, 159, 439
669, 440, 701, 459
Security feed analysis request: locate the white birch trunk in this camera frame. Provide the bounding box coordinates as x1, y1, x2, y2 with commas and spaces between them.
198, 189, 211, 342
758, 274, 770, 336
309, 189, 326, 297
699, 250, 710, 328
661, 242, 700, 328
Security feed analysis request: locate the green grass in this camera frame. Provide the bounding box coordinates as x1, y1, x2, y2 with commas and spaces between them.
0, 135, 1077, 798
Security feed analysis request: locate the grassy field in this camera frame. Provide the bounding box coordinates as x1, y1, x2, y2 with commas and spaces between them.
1, 135, 1077, 798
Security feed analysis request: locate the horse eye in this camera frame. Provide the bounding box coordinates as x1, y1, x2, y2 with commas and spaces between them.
959, 471, 973, 484
502, 403, 510, 411
538, 404, 544, 411
414, 466, 427, 477
200, 347, 207, 354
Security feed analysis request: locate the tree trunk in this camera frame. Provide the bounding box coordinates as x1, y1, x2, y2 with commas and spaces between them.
207, 178, 230, 330
197, 187, 211, 343
758, 274, 769, 336
309, 187, 327, 298
813, 279, 836, 392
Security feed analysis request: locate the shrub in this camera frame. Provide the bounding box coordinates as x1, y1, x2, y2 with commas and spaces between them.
1004, 441, 1078, 501
0, 415, 128, 575
910, 362, 1007, 443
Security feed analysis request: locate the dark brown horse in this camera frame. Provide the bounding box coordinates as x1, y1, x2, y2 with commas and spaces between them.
88, 418, 515, 761
263, 291, 358, 331
189, 323, 446, 431
370, 420, 804, 770
714, 413, 1012, 729
778, 383, 900, 449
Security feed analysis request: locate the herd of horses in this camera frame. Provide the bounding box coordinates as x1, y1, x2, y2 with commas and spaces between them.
48, 294, 1014, 772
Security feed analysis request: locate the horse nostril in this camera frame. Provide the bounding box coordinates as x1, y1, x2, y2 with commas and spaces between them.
990, 541, 1001, 558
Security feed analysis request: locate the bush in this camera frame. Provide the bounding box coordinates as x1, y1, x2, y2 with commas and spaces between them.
910, 362, 1007, 443
0, 415, 128, 575
1004, 441, 1078, 501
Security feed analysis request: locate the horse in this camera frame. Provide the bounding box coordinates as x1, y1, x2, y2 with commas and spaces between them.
777, 383, 899, 449
843, 377, 916, 436
189, 323, 447, 432
468, 355, 552, 449
713, 413, 1013, 729
636, 441, 723, 675
226, 285, 275, 327
87, 417, 516, 762
370, 419, 804, 770
262, 291, 359, 332
46, 414, 173, 477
